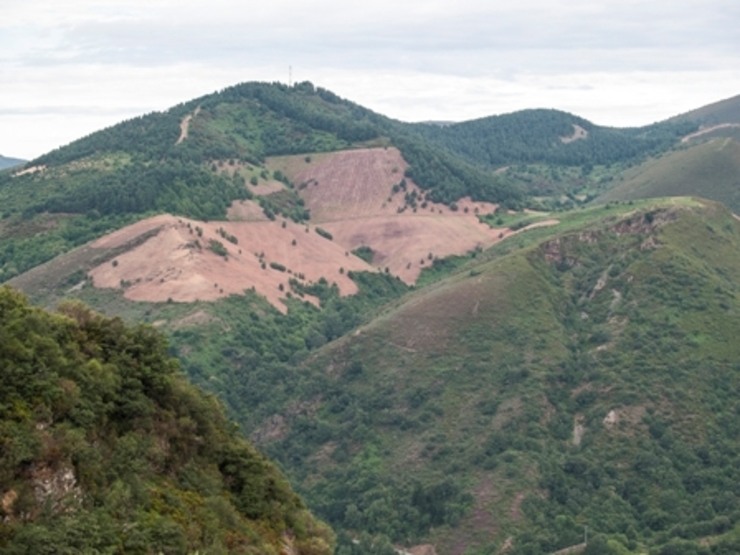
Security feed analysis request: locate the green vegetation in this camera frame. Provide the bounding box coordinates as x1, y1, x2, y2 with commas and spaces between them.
0, 286, 334, 554
258, 189, 310, 222
351, 246, 375, 264
315, 227, 333, 240
410, 108, 696, 169
208, 239, 229, 258
161, 199, 740, 555
7, 81, 740, 555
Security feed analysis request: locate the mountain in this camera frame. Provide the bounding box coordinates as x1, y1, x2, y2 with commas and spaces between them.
0, 81, 525, 284
0, 155, 25, 170
0, 286, 334, 554
408, 108, 696, 168
250, 198, 740, 555
6, 82, 740, 554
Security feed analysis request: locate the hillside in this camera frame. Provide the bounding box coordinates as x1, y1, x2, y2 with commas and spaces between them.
15, 198, 740, 555
0, 81, 521, 284
669, 93, 740, 126
408, 108, 696, 169
0, 286, 334, 554
8, 146, 513, 313
239, 198, 740, 555
596, 138, 740, 212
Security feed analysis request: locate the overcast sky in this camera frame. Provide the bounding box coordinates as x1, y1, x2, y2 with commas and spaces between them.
1, 0, 739, 159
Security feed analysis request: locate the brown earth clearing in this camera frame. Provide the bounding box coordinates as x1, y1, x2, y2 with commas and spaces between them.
226, 199, 270, 222
270, 147, 506, 283
681, 123, 740, 143
74, 147, 530, 309
560, 124, 588, 144
88, 215, 373, 313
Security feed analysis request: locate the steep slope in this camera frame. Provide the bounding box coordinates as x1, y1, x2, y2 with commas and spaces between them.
0, 286, 334, 554
228, 199, 740, 554
597, 138, 740, 212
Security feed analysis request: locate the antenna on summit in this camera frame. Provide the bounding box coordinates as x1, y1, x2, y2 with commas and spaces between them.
289, 66, 292, 87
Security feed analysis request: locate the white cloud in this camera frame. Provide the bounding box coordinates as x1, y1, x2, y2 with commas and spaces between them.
0, 0, 738, 158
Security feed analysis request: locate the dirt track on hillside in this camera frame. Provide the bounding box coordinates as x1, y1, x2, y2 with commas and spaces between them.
681, 123, 740, 143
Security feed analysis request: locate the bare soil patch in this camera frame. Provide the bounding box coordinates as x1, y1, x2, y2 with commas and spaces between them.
176, 107, 200, 145
272, 147, 497, 223
322, 214, 501, 283
560, 124, 589, 144
88, 215, 373, 313
13, 165, 45, 177
269, 148, 503, 283
227, 199, 269, 222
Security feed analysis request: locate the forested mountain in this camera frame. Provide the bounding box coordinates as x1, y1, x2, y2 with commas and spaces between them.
408, 109, 696, 168
243, 199, 740, 555
0, 155, 24, 170
5, 83, 740, 555
0, 286, 334, 554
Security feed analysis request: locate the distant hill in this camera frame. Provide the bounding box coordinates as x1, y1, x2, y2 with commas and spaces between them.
408, 108, 696, 168
0, 154, 25, 170
596, 138, 740, 212
0, 286, 333, 554
669, 93, 740, 125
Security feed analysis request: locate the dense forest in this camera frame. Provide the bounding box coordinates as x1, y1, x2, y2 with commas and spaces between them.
0, 286, 334, 554
409, 109, 697, 168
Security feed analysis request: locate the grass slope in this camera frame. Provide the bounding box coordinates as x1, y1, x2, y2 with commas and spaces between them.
669, 93, 740, 125
597, 138, 740, 213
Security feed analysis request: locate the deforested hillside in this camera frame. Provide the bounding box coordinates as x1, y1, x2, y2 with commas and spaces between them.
0, 81, 522, 284
0, 286, 334, 554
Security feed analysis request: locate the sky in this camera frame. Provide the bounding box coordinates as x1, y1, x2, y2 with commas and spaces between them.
1, 0, 739, 160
